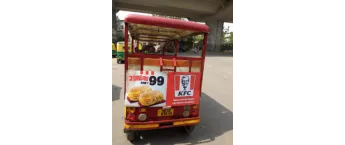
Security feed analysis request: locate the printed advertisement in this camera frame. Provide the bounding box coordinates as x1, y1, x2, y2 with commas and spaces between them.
125, 70, 167, 107
166, 72, 201, 106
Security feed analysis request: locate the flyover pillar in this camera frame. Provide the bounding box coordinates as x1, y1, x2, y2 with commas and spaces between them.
112, 10, 117, 43
206, 20, 224, 52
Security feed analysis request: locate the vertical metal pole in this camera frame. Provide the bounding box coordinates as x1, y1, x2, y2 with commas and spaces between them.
124, 23, 129, 99
137, 40, 139, 53
199, 33, 208, 95
131, 39, 134, 54
162, 42, 166, 56
175, 40, 178, 56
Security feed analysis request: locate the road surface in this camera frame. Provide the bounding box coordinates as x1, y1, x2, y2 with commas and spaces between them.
112, 53, 233, 145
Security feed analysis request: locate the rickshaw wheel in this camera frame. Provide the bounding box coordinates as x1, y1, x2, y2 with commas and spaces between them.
126, 132, 137, 141
181, 125, 196, 135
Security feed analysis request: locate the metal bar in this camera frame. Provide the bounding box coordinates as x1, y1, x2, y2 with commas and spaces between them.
163, 69, 175, 71
124, 23, 129, 99
131, 39, 134, 54
175, 40, 178, 56
162, 42, 166, 56
137, 40, 140, 53
159, 57, 163, 72
140, 57, 143, 71
199, 33, 208, 95
127, 54, 202, 60
189, 60, 192, 72
173, 57, 176, 72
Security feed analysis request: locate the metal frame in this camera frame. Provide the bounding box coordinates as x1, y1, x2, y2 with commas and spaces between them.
123, 22, 207, 99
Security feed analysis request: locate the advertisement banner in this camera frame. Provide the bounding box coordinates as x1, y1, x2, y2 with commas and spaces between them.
124, 70, 201, 107
166, 72, 201, 106
125, 70, 167, 107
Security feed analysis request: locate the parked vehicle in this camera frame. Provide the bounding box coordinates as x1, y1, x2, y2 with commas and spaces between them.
122, 14, 209, 141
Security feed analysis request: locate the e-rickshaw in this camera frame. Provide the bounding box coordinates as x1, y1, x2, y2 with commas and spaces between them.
122, 14, 209, 141
116, 41, 132, 64
112, 43, 116, 58
117, 41, 143, 64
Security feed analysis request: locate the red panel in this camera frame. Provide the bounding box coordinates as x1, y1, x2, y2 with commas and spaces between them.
175, 76, 180, 90
190, 75, 195, 90
125, 106, 192, 122
166, 72, 201, 106
125, 14, 209, 33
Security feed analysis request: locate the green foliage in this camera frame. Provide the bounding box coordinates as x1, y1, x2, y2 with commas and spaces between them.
186, 36, 194, 48
192, 35, 203, 43
228, 32, 233, 44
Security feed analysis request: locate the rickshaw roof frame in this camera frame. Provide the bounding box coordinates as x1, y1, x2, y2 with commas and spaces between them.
125, 14, 209, 41
125, 14, 209, 33
123, 15, 209, 104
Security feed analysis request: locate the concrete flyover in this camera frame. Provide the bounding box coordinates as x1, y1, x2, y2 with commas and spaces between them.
112, 0, 233, 52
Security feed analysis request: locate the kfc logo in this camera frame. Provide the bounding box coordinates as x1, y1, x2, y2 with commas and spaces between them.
175, 75, 196, 97
181, 76, 189, 90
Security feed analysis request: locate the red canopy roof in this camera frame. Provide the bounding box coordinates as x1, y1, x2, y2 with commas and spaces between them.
124, 14, 209, 33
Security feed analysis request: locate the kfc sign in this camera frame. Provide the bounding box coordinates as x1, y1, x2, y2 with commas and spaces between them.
166, 72, 201, 106
175, 75, 196, 97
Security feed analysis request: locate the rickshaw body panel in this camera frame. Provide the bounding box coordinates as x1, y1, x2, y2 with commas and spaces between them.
116, 41, 132, 61
122, 14, 209, 135
112, 43, 116, 57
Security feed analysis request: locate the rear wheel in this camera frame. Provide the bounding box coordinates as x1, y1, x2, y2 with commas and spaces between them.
126, 132, 137, 141
181, 125, 196, 135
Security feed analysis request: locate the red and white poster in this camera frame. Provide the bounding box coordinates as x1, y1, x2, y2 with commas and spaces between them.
125, 71, 201, 107
166, 72, 201, 106
125, 70, 167, 107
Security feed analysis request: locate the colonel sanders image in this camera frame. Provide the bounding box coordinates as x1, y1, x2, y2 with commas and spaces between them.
181, 76, 190, 90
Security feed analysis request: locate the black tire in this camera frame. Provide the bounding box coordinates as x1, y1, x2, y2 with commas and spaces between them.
181, 125, 196, 135
117, 59, 120, 64
126, 132, 137, 141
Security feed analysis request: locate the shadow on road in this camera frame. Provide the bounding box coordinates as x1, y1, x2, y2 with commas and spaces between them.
130, 92, 233, 145
112, 85, 122, 101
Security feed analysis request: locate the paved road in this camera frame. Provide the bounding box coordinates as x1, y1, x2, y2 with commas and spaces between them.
112, 53, 233, 145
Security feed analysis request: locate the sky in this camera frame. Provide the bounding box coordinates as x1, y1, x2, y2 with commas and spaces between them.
117, 10, 233, 32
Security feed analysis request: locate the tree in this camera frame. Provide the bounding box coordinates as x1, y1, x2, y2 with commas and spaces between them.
229, 32, 235, 44
193, 35, 203, 43
222, 28, 233, 51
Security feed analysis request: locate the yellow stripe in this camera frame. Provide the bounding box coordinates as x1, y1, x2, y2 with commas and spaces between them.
173, 119, 200, 126
124, 119, 200, 129
124, 124, 159, 129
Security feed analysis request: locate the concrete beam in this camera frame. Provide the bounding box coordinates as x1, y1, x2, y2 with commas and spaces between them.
189, 0, 233, 22
114, 2, 204, 18
113, 0, 232, 22
114, 0, 219, 13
